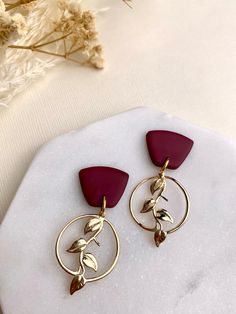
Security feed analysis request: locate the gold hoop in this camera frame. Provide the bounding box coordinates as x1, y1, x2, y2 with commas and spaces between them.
55, 214, 120, 282
129, 175, 190, 235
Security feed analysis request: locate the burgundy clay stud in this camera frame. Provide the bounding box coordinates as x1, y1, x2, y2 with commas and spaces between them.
56, 166, 129, 295
129, 130, 194, 247
146, 130, 194, 170
79, 166, 129, 208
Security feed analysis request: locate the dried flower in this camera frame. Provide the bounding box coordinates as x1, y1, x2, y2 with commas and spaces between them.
89, 55, 104, 69
0, 13, 18, 46
68, 1, 81, 15
6, 0, 103, 69
0, 0, 130, 106
11, 13, 27, 36
0, 0, 5, 12
0, 3, 27, 47
88, 45, 104, 69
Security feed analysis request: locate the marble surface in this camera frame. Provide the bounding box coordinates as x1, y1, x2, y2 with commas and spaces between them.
0, 107, 236, 314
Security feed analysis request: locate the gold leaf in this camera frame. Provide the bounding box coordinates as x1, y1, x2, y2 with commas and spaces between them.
154, 230, 166, 247
140, 199, 156, 213
150, 178, 165, 195
84, 217, 103, 234
67, 238, 87, 253
155, 209, 173, 223
70, 275, 86, 295
83, 252, 98, 271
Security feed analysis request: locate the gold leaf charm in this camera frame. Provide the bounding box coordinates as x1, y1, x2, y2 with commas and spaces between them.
84, 217, 103, 234
154, 230, 166, 247
67, 238, 87, 253
150, 178, 165, 195
155, 209, 173, 223
70, 275, 86, 295
83, 252, 98, 271
140, 199, 156, 213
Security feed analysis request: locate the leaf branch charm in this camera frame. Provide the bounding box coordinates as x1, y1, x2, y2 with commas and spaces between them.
66, 217, 103, 294
140, 176, 174, 247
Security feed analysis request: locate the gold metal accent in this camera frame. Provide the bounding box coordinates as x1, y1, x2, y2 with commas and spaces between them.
154, 230, 166, 247
99, 195, 106, 218
129, 159, 190, 246
140, 198, 157, 213
55, 196, 120, 294
83, 253, 98, 271
159, 158, 169, 178
150, 177, 165, 195
155, 209, 173, 223
84, 217, 103, 234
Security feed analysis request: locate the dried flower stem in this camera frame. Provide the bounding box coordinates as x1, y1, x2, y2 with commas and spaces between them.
8, 28, 72, 51
69, 44, 85, 55
8, 33, 85, 62
7, 44, 30, 49
7, 22, 102, 67
33, 29, 56, 46
34, 32, 72, 48
63, 38, 67, 53
4, 0, 36, 11
122, 0, 132, 9
33, 48, 65, 58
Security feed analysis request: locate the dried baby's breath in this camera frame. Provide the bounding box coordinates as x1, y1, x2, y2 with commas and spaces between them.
0, 0, 132, 105
7, 0, 104, 69
11, 13, 27, 36
0, 0, 5, 12
0, 2, 27, 46
4, 0, 36, 11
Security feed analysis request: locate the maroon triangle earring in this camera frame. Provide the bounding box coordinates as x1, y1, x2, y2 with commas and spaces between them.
129, 130, 194, 247
55, 166, 129, 294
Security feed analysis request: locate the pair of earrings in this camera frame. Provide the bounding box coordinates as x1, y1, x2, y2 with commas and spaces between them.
55, 130, 194, 295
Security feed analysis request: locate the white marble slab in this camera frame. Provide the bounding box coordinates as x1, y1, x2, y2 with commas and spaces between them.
0, 107, 236, 314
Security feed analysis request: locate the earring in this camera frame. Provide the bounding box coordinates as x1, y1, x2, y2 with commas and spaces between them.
129, 130, 193, 247
55, 166, 129, 294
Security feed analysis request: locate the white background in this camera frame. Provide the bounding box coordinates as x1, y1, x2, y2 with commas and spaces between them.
0, 0, 236, 221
